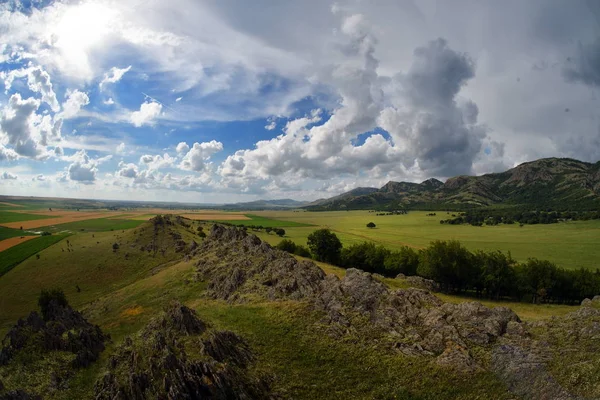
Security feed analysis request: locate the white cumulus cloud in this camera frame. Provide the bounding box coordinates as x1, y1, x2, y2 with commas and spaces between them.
179, 140, 223, 172
130, 101, 162, 127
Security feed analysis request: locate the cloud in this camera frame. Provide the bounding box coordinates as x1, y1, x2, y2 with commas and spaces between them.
562, 38, 600, 87
67, 150, 98, 183
118, 161, 138, 178
176, 141, 189, 154
378, 38, 485, 176
179, 140, 223, 171
0, 145, 19, 162
58, 89, 89, 119
175, 97, 182, 102
99, 65, 132, 90
103, 98, 115, 105
139, 153, 175, 170
0, 93, 48, 160
116, 142, 126, 154
218, 12, 488, 194
265, 120, 276, 130
130, 101, 162, 127
1, 171, 17, 179
1, 66, 60, 112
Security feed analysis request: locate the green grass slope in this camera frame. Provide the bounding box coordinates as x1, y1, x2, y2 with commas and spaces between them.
0, 215, 199, 335
0, 234, 70, 277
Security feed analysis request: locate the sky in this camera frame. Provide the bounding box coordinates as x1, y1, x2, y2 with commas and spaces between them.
1, 0, 600, 203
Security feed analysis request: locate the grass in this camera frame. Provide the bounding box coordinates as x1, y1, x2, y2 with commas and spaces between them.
0, 226, 36, 240
213, 214, 313, 228
0, 234, 70, 277
37, 218, 146, 233
0, 219, 199, 335
36, 259, 511, 400
252, 210, 600, 270
0, 217, 580, 399
0, 210, 54, 224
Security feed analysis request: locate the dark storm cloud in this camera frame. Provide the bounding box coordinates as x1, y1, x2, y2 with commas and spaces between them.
563, 39, 600, 87
386, 38, 485, 177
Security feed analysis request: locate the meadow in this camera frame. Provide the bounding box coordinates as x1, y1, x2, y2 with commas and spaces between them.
0, 233, 70, 277
250, 210, 600, 270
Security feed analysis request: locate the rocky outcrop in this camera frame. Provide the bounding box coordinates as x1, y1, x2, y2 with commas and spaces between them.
195, 224, 325, 301
316, 269, 520, 371
0, 300, 107, 368
94, 302, 273, 400
397, 274, 440, 292
192, 225, 600, 398
196, 226, 522, 372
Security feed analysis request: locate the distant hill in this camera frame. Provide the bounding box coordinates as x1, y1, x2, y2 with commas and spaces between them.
221, 198, 310, 210
306, 157, 600, 211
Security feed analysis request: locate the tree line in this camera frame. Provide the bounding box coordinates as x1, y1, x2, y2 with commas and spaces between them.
440, 209, 600, 226
277, 228, 600, 304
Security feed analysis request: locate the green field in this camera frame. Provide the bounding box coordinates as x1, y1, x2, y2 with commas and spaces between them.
0, 227, 36, 240
38, 218, 146, 233
0, 234, 70, 277
213, 214, 314, 228
0, 210, 53, 224
251, 210, 600, 270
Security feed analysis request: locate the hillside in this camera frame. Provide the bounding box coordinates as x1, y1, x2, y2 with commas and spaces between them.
307, 157, 600, 210
1, 224, 600, 399
221, 198, 310, 210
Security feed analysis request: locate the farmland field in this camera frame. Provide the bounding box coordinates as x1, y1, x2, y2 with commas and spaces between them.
0, 210, 54, 224
0, 233, 70, 277
37, 217, 146, 232
250, 210, 600, 270
0, 226, 36, 241
213, 214, 314, 227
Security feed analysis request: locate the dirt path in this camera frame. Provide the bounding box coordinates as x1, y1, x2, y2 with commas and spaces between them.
0, 236, 37, 251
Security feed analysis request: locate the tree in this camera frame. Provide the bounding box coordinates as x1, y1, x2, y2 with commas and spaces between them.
307, 229, 342, 264
366, 222, 376, 228
417, 240, 477, 292
474, 250, 516, 299
275, 228, 285, 237
112, 242, 120, 251
276, 239, 296, 253
384, 246, 419, 276
293, 245, 312, 258
38, 289, 68, 320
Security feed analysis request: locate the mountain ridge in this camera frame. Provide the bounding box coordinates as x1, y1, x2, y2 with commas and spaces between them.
306, 157, 600, 210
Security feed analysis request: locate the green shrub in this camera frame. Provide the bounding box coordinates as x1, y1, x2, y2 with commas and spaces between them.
38, 288, 68, 320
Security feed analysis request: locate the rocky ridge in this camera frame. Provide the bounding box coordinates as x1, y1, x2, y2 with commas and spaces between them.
94, 301, 274, 400
194, 225, 600, 399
